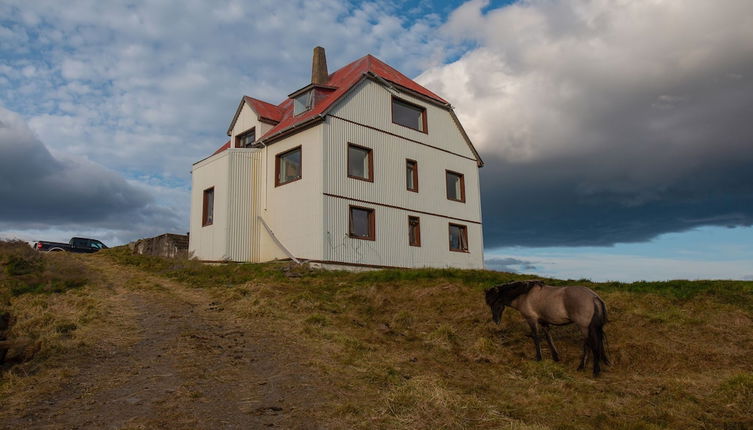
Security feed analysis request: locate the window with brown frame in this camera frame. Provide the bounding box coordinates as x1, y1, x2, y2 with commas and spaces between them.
449, 223, 468, 252
392, 97, 427, 132
406, 159, 418, 192
202, 187, 214, 226
349, 206, 375, 240
235, 127, 255, 147
275, 146, 302, 186
446, 170, 465, 202
408, 216, 421, 247
347, 143, 373, 182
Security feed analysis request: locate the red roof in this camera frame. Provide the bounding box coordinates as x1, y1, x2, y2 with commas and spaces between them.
209, 54, 482, 165
244, 96, 283, 123
226, 54, 448, 145
212, 140, 231, 155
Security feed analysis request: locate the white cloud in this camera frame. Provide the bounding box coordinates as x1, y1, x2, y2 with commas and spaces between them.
418, 0, 753, 247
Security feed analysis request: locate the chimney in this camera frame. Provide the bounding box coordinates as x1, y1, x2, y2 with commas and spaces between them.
311, 46, 328, 85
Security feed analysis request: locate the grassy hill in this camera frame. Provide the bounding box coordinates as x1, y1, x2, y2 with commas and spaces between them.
2, 241, 752, 429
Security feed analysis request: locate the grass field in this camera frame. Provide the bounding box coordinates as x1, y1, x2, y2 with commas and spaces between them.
2, 242, 752, 429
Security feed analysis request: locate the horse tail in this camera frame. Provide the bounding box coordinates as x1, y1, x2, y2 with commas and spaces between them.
588, 297, 610, 373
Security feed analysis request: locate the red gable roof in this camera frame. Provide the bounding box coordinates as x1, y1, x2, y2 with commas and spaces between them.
214, 54, 485, 165
226, 54, 448, 143
244, 96, 283, 123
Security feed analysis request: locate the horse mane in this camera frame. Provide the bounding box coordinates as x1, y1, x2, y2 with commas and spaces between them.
486, 280, 546, 305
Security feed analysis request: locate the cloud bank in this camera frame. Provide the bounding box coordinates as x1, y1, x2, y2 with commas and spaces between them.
0, 106, 183, 244
419, 0, 753, 247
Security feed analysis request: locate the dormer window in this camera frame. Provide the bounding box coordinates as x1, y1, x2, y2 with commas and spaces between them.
236, 128, 255, 148
294, 91, 313, 115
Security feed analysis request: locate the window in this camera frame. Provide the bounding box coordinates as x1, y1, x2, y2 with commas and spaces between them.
293, 91, 313, 115
236, 128, 255, 147
446, 170, 465, 202
275, 146, 302, 186
408, 216, 421, 247
347, 143, 373, 182
392, 97, 427, 132
202, 187, 214, 226
449, 223, 468, 252
406, 159, 418, 192
349, 206, 375, 240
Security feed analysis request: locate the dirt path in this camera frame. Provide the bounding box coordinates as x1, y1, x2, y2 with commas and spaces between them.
2, 257, 327, 429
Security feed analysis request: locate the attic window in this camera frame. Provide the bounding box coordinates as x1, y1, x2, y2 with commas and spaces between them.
236, 128, 255, 148
294, 91, 313, 115
392, 97, 427, 132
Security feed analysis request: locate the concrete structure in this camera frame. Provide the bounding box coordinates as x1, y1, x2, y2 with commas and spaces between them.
130, 233, 189, 259
189, 48, 484, 269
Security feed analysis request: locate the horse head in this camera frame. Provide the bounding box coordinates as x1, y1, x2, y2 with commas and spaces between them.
484, 286, 506, 324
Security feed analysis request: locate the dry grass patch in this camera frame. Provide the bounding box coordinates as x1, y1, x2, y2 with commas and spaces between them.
0, 242, 140, 416
101, 249, 753, 429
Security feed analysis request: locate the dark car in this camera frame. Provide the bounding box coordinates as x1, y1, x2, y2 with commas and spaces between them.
34, 237, 108, 253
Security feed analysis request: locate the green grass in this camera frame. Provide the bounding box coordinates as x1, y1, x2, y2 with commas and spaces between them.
104, 245, 753, 312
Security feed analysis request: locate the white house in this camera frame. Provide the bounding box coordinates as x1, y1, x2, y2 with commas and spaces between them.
189, 47, 484, 269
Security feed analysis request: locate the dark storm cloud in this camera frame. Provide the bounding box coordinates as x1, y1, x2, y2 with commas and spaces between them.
0, 106, 182, 241
419, 0, 753, 247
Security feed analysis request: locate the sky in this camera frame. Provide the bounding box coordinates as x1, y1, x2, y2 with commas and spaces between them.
1, 0, 752, 282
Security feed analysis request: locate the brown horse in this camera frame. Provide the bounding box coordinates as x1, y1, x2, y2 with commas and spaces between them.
485, 280, 609, 376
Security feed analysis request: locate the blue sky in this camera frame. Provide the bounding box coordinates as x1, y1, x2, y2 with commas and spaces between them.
1, 0, 752, 281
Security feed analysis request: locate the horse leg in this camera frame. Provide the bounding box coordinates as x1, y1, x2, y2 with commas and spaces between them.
542, 325, 560, 362
526, 319, 543, 361
578, 342, 589, 370
577, 326, 589, 370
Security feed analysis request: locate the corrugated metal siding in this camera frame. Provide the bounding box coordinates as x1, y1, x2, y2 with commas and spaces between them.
323, 116, 481, 222
188, 152, 230, 260
260, 125, 324, 261
251, 153, 262, 262
225, 150, 261, 261
322, 195, 483, 269
321, 79, 484, 269
329, 79, 476, 159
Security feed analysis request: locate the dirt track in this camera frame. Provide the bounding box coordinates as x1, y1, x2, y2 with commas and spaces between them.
2, 258, 325, 429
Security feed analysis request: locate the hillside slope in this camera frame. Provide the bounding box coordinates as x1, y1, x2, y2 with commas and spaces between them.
2, 243, 752, 429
